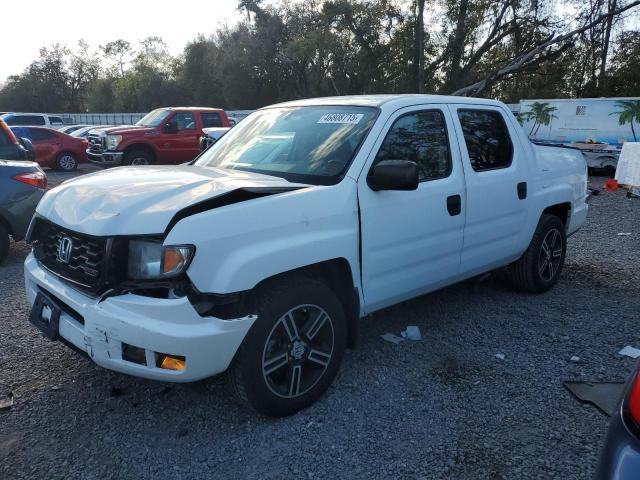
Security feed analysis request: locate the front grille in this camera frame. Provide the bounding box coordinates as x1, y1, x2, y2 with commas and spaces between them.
32, 219, 108, 292
87, 134, 105, 153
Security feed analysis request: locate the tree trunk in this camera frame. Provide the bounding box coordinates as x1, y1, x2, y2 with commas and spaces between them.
416, 0, 425, 93
632, 120, 637, 142
599, 0, 617, 91
445, 0, 469, 92
529, 121, 538, 136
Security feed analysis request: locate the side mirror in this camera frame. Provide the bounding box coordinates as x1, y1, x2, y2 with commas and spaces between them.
367, 160, 419, 191
162, 122, 178, 133
19, 137, 35, 161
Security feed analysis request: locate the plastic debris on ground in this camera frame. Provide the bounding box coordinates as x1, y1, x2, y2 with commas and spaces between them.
401, 326, 422, 341
570, 356, 580, 362
494, 353, 506, 360
381, 326, 423, 344
0, 392, 13, 411
564, 381, 625, 416
619, 346, 640, 359
618, 232, 632, 236
381, 333, 406, 345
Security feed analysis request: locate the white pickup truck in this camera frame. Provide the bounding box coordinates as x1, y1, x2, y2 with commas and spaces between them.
24, 95, 588, 416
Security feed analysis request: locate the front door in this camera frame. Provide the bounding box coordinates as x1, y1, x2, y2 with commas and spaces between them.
157, 111, 201, 163
358, 105, 466, 313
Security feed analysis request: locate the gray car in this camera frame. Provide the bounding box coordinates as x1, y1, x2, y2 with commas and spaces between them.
0, 160, 47, 263
596, 362, 640, 479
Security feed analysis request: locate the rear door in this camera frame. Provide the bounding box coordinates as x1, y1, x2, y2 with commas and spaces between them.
450, 105, 531, 276
30, 128, 60, 166
358, 105, 466, 313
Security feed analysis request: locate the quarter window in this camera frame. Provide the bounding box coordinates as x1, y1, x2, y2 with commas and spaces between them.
201, 112, 222, 128
457, 109, 513, 172
374, 110, 451, 182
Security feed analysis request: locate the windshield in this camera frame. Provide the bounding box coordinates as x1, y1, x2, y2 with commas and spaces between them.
136, 109, 171, 127
195, 106, 378, 185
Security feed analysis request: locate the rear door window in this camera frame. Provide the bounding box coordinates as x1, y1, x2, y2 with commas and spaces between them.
7, 115, 46, 126
457, 109, 513, 172
49, 116, 63, 125
31, 129, 57, 141
201, 112, 222, 128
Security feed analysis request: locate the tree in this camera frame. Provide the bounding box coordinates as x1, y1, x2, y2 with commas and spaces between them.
451, 0, 640, 96
416, 0, 425, 93
611, 99, 640, 141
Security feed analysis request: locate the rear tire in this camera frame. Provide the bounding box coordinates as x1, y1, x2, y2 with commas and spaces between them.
0, 224, 9, 264
230, 276, 347, 417
55, 152, 78, 171
123, 149, 153, 166
508, 214, 566, 293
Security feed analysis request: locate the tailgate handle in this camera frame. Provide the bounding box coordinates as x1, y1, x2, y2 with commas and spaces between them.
517, 182, 527, 200
446, 194, 461, 216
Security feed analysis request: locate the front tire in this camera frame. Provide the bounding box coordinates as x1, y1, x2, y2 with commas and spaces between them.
508, 214, 567, 293
123, 149, 153, 166
231, 276, 347, 417
55, 152, 78, 171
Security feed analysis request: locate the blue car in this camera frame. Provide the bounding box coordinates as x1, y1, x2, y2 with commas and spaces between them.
596, 363, 640, 479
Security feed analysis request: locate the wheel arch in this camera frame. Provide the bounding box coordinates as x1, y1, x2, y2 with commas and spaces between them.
253, 258, 360, 349
541, 202, 571, 228
123, 143, 156, 160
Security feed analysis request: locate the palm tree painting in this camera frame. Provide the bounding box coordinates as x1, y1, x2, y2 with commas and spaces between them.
610, 100, 640, 142
518, 102, 558, 138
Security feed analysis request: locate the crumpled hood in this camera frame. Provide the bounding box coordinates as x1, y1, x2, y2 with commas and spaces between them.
37, 165, 308, 236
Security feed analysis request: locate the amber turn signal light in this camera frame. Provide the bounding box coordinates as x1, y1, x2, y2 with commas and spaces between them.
160, 246, 194, 276
158, 354, 186, 371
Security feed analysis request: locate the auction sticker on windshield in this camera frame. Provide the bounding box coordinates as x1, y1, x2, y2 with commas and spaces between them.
317, 113, 364, 124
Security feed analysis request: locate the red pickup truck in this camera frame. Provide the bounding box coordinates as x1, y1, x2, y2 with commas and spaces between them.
86, 107, 231, 166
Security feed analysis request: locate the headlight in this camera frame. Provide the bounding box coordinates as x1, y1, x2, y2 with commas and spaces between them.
127, 240, 195, 280
106, 135, 122, 150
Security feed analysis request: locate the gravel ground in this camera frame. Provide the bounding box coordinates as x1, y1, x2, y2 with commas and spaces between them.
1, 172, 638, 479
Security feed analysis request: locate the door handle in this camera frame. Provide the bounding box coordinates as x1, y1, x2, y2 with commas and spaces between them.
517, 182, 527, 200
447, 194, 462, 216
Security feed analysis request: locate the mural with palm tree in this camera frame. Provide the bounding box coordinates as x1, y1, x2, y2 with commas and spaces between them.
518, 102, 558, 138
610, 100, 640, 142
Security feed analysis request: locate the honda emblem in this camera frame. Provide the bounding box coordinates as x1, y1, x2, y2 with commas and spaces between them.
57, 236, 73, 263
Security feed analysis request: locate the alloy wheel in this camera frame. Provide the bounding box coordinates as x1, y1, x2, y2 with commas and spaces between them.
261, 304, 334, 398
130, 157, 150, 165
58, 155, 76, 171
538, 228, 563, 281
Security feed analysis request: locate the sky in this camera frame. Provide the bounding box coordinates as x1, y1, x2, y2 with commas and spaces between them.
0, 0, 250, 82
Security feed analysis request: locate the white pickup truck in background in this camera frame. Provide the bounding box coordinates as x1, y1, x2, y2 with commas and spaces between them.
24, 95, 588, 416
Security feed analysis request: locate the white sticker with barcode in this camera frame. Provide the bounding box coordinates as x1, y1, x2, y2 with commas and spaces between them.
317, 113, 364, 124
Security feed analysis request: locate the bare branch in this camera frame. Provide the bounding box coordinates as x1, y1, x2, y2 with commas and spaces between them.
451, 0, 640, 96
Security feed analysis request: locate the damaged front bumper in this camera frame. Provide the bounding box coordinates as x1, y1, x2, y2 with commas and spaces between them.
24, 253, 256, 382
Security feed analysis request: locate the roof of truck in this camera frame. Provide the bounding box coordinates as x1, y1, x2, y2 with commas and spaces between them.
266, 94, 504, 110
165, 107, 226, 111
